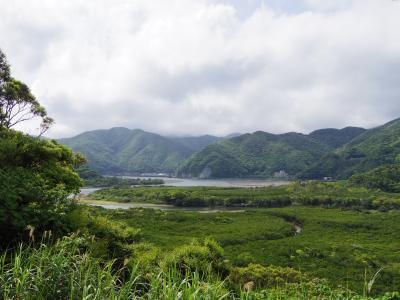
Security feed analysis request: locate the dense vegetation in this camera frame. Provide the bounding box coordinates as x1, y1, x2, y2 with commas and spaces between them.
5, 232, 395, 300
59, 117, 400, 181
2, 48, 400, 299
59, 127, 223, 174
77, 205, 400, 295
0, 130, 83, 244
0, 49, 83, 245
301, 118, 400, 179
84, 176, 164, 188
1, 204, 399, 299
86, 181, 400, 210
176, 128, 366, 179
308, 127, 366, 149
350, 165, 400, 193
76, 164, 164, 187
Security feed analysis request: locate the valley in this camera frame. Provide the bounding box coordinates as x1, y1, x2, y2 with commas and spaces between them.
2, 30, 400, 299
59, 118, 400, 181
74, 203, 400, 295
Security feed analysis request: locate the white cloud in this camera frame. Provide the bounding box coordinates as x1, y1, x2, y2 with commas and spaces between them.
0, 0, 399, 137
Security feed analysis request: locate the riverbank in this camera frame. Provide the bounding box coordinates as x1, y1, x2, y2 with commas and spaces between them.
79, 199, 246, 212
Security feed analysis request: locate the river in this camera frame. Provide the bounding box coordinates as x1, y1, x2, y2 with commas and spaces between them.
84, 201, 245, 212
80, 177, 290, 210
119, 176, 290, 188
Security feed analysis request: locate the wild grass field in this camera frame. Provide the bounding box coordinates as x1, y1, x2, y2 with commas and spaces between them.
80, 205, 400, 295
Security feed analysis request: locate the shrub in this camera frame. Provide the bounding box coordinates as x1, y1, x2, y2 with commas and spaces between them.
162, 239, 229, 278
0, 130, 82, 245
230, 263, 310, 289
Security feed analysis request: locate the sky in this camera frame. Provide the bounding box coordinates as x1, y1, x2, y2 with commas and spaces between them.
1, 0, 400, 138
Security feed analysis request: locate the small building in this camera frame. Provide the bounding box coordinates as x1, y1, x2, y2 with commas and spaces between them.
273, 170, 289, 178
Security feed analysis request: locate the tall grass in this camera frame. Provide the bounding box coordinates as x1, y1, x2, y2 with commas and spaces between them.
0, 234, 230, 300
1, 235, 399, 299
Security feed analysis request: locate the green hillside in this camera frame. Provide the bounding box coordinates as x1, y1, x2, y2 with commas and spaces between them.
168, 135, 222, 152
58, 127, 222, 174
58, 119, 400, 179
308, 127, 366, 148
176, 127, 368, 179
176, 131, 328, 178
300, 118, 400, 179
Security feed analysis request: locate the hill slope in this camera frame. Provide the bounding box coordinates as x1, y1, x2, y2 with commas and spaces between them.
176, 132, 326, 178
300, 118, 400, 179
58, 128, 223, 174
176, 127, 367, 179
308, 127, 366, 148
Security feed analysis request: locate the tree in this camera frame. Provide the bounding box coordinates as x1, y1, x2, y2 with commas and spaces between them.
0, 49, 83, 245
0, 130, 84, 244
0, 49, 53, 135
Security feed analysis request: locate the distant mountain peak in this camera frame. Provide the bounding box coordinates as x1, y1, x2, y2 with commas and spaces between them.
58, 117, 399, 179
58, 127, 223, 175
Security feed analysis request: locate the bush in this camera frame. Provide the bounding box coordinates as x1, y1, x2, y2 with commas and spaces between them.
230, 263, 310, 289
0, 130, 82, 245
65, 206, 141, 259
162, 239, 229, 278
350, 165, 400, 193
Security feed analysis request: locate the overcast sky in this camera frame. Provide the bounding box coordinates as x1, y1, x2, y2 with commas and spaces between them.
1, 0, 400, 138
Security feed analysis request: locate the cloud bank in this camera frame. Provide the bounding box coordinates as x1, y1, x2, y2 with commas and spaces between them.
0, 0, 399, 137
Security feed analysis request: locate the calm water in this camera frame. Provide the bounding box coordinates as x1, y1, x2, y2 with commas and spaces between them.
120, 176, 290, 188
87, 202, 245, 212
80, 177, 290, 210
79, 178, 289, 196
79, 187, 102, 195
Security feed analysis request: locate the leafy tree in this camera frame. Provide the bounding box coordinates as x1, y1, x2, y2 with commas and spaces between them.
350, 164, 400, 193
0, 130, 83, 244
0, 49, 83, 245
0, 49, 53, 135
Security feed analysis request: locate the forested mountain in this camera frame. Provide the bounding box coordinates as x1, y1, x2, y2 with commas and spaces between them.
168, 135, 222, 152
300, 118, 400, 179
58, 127, 223, 174
308, 127, 366, 148
58, 119, 400, 179
176, 126, 368, 178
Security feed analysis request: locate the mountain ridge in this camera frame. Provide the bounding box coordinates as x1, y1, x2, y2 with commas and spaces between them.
58, 118, 400, 179
176, 126, 370, 179
299, 118, 400, 179
58, 127, 226, 174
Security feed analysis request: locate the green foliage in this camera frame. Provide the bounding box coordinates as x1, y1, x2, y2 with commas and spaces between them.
65, 206, 141, 259
88, 205, 400, 295
75, 164, 164, 187
58, 127, 223, 174
0, 234, 231, 300
162, 239, 228, 278
0, 129, 82, 244
309, 127, 366, 149
59, 117, 400, 180
2, 234, 398, 299
0, 49, 53, 134
350, 165, 400, 193
177, 119, 400, 180
230, 263, 310, 289
302, 118, 400, 179
75, 164, 100, 179
84, 176, 164, 188
1, 214, 399, 299
87, 182, 400, 210
177, 128, 365, 179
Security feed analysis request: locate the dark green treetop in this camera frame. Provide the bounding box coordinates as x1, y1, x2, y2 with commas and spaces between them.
0, 49, 83, 245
